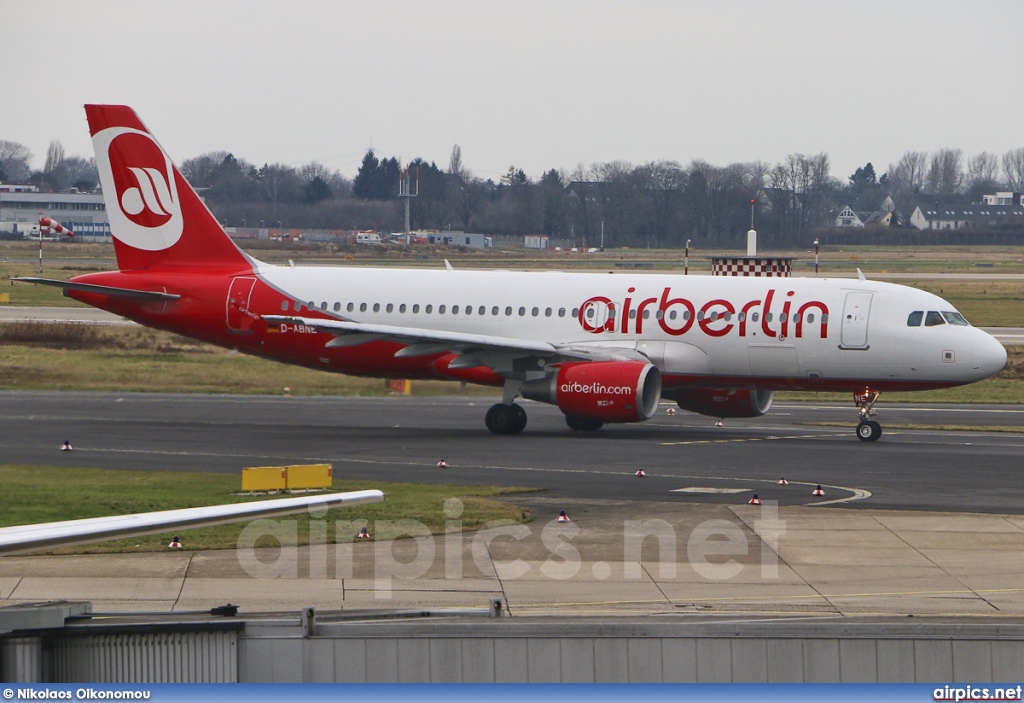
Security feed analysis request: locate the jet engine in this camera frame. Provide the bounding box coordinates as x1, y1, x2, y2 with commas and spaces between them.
522, 361, 662, 423
670, 388, 774, 418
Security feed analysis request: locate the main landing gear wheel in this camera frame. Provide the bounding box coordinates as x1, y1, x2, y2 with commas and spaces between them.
485, 403, 527, 435
565, 415, 605, 432
856, 420, 882, 442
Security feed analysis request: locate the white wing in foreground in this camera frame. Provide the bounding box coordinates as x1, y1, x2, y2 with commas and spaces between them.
0, 490, 384, 556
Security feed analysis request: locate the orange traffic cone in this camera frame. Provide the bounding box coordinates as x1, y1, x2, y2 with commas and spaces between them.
356, 527, 370, 539
748, 494, 762, 505
168, 536, 182, 549
557, 510, 571, 523
812, 485, 825, 496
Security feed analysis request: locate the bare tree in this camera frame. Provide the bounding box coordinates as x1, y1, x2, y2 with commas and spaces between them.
180, 152, 230, 188
886, 150, 928, 204
966, 152, 1002, 199
926, 148, 964, 195
448, 144, 469, 180
0, 140, 33, 182
43, 139, 65, 174
1002, 148, 1024, 192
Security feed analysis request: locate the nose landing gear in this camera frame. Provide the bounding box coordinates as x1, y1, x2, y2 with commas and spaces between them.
854, 388, 882, 441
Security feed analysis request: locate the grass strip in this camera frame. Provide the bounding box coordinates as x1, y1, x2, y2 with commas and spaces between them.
0, 464, 537, 554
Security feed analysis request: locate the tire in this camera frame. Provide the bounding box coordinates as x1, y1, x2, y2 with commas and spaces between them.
565, 415, 605, 432
856, 420, 882, 442
511, 403, 528, 433
486, 403, 526, 435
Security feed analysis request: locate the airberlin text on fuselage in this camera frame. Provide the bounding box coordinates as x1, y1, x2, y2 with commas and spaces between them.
578, 287, 829, 340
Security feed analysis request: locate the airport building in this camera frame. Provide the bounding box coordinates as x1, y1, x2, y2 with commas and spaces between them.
0, 187, 112, 240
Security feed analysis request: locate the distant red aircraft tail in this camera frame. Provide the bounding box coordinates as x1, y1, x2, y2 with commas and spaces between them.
86, 104, 252, 272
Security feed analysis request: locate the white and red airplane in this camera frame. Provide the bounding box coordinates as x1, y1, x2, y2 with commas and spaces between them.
16, 105, 1008, 441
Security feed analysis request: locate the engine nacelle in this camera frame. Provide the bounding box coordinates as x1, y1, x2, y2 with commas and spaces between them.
671, 388, 774, 418
522, 361, 662, 423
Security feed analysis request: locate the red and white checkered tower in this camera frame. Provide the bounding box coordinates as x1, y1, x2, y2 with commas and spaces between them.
709, 199, 793, 278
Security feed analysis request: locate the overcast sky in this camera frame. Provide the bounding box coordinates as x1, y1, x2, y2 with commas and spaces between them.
5, 0, 1023, 184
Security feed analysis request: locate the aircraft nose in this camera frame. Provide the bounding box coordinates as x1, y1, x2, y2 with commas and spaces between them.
972, 332, 1007, 379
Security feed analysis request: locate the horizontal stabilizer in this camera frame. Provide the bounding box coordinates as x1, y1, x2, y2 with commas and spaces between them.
11, 277, 180, 301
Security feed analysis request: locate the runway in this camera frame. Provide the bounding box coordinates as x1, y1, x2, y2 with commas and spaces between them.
2, 391, 1022, 514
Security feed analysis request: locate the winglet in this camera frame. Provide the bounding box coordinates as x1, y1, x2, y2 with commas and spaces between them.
857, 268, 867, 281
444, 259, 454, 272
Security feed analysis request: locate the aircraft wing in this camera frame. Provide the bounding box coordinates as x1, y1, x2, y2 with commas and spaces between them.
262, 315, 647, 365
0, 489, 383, 556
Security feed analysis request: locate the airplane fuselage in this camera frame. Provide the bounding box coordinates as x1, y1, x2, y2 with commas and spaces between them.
67, 265, 1006, 394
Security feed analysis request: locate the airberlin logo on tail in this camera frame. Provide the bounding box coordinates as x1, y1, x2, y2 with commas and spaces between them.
93, 127, 183, 252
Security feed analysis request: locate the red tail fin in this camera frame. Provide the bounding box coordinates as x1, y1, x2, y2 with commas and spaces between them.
86, 104, 252, 272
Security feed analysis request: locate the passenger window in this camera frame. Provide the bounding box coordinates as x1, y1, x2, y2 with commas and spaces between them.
347, 302, 354, 312
738, 312, 745, 322
629, 310, 637, 319
333, 302, 341, 312
942, 311, 969, 326
386, 303, 393, 313
532, 307, 539, 316
281, 301, 289, 311
558, 308, 566, 317
492, 306, 499, 315
452, 305, 459, 314
806, 313, 814, 323
765, 313, 773, 322
545, 307, 552, 317
697, 311, 704, 321
373, 303, 380, 312
479, 306, 486, 315
505, 306, 513, 316
925, 311, 945, 326
294, 301, 302, 311
821, 314, 828, 323
907, 311, 923, 326
669, 310, 677, 320
399, 304, 406, 313
439, 305, 446, 314
683, 311, 691, 321
643, 310, 650, 319
359, 303, 367, 312
751, 312, 759, 322
586, 307, 595, 319
519, 307, 526, 316
412, 304, 419, 313
571, 308, 579, 317
464, 305, 471, 315
655, 310, 663, 319
425, 305, 432, 314
308, 301, 315, 310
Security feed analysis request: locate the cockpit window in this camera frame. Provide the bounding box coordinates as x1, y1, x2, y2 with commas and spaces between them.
907, 311, 923, 326
924, 311, 945, 326
942, 311, 969, 326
